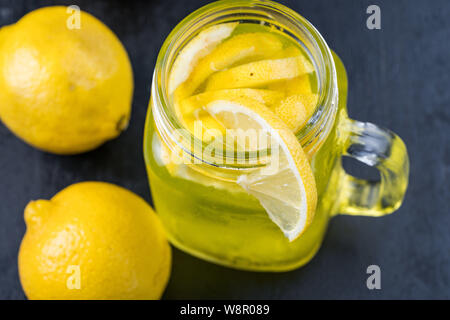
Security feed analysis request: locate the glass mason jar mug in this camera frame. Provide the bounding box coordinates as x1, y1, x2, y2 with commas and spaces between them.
144, 0, 409, 271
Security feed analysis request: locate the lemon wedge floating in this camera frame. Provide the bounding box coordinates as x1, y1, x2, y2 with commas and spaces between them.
204, 97, 317, 241
205, 55, 314, 91
168, 22, 237, 94
174, 32, 283, 99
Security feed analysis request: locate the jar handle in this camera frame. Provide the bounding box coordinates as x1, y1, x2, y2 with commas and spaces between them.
337, 119, 409, 216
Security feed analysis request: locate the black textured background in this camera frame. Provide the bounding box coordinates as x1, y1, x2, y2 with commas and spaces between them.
0, 0, 449, 300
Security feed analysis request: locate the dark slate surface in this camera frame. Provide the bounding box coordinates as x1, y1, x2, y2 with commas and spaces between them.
0, 0, 449, 300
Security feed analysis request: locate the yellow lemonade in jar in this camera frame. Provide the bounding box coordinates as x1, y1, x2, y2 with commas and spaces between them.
144, 0, 409, 271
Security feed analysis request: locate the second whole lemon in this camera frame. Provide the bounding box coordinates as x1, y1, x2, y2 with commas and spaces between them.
0, 6, 133, 154
18, 182, 171, 300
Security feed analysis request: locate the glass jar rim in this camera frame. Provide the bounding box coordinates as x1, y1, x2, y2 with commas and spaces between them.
151, 0, 338, 169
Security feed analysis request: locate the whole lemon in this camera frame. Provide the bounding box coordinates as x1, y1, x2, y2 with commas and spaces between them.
18, 182, 171, 300
0, 7, 133, 154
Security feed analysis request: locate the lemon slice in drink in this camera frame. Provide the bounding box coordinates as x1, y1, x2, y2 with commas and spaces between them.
205, 97, 317, 241
271, 93, 319, 132
175, 33, 283, 98
168, 22, 237, 94
205, 55, 314, 91
179, 88, 284, 115
273, 95, 309, 132
298, 93, 319, 115
176, 89, 284, 143
183, 111, 226, 142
